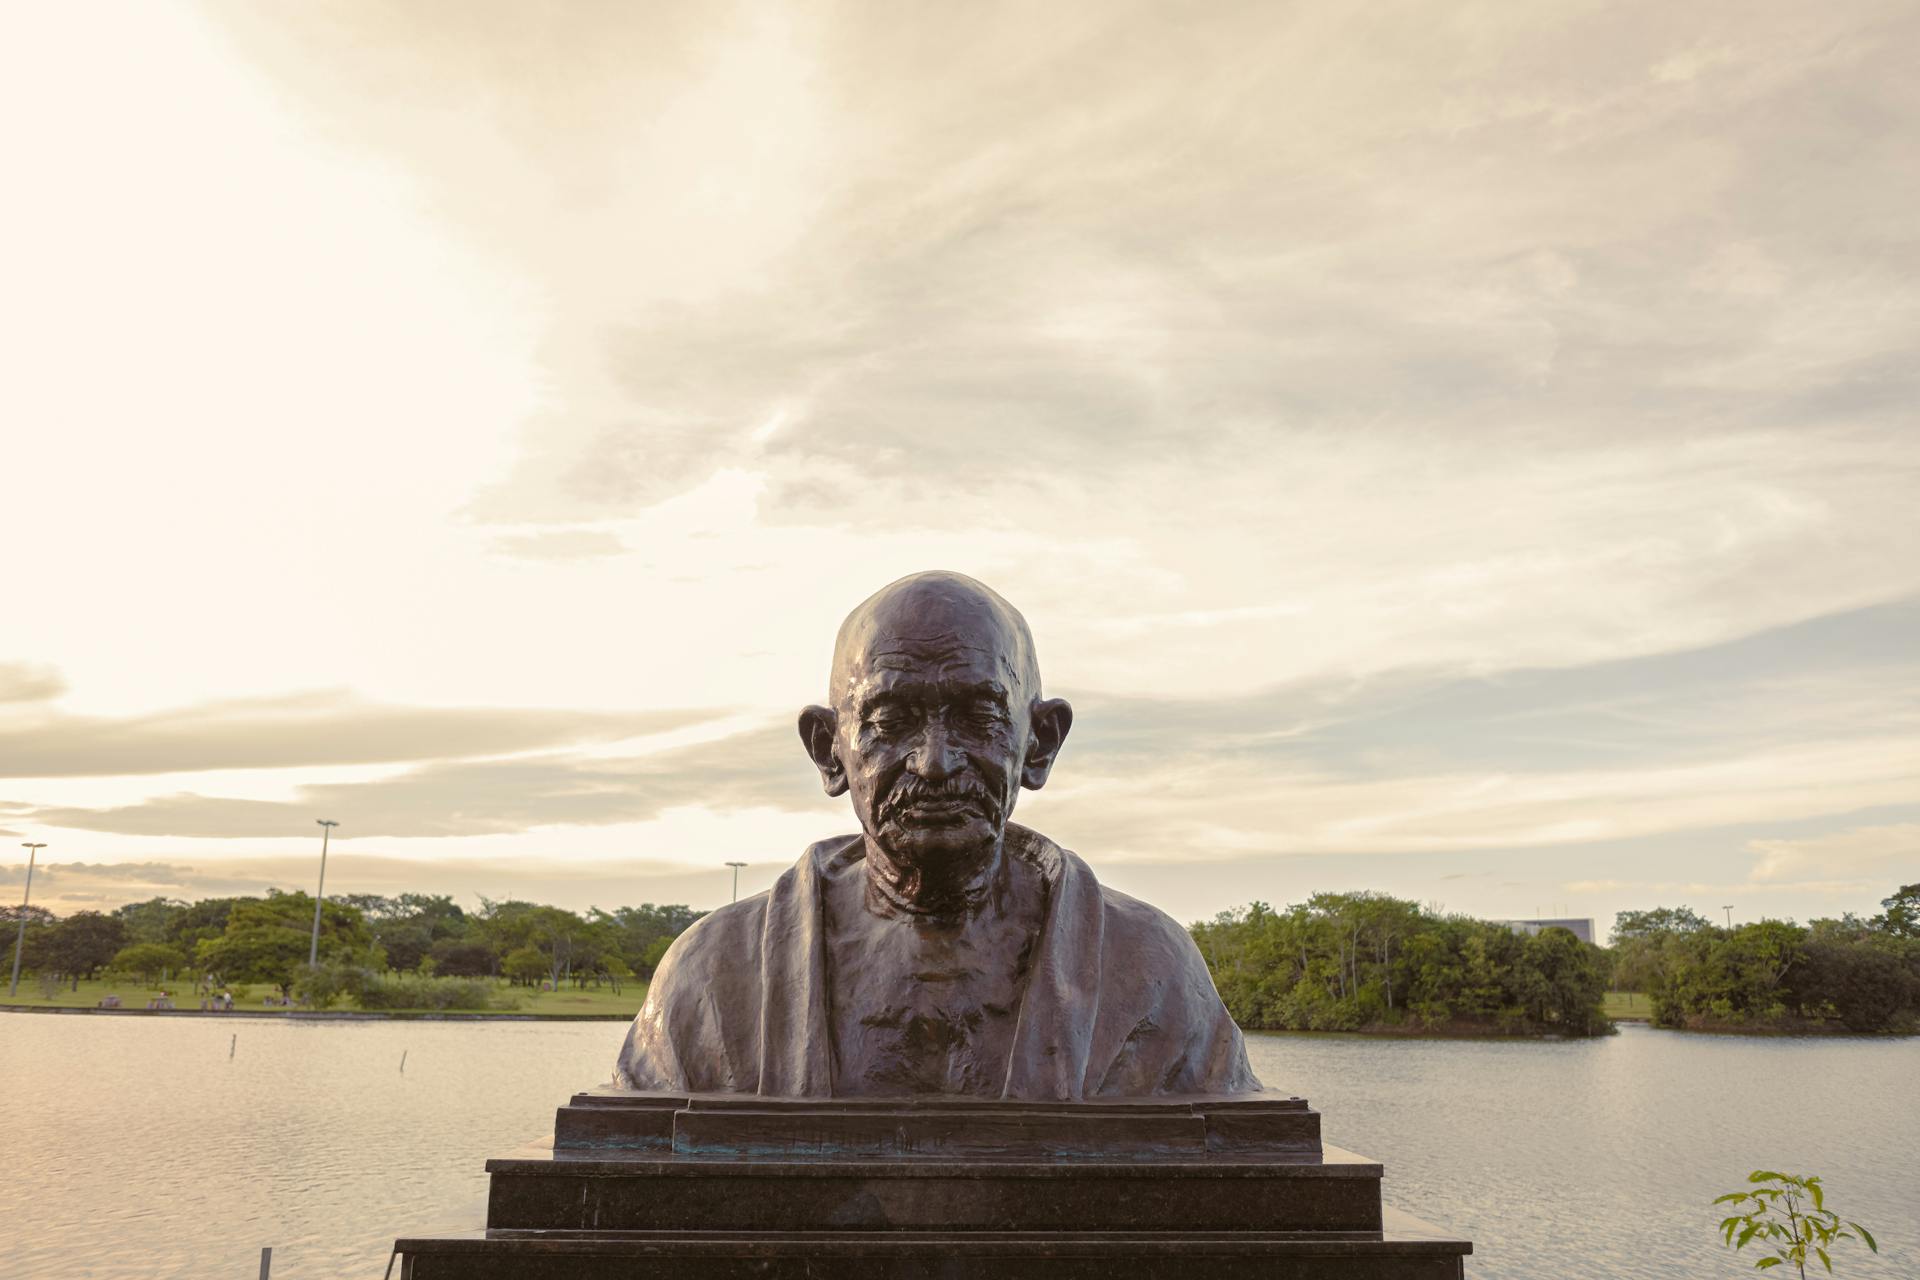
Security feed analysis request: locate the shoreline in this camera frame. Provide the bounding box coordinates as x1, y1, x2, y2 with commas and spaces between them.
11, 1003, 1903, 1036
0, 1003, 630, 1022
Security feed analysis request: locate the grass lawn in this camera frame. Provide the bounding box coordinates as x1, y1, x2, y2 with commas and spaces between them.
1604, 990, 1650, 1020
496, 981, 645, 1018
0, 975, 646, 1019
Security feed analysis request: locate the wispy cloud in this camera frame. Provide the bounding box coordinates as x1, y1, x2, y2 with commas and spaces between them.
0, 662, 65, 704
1747, 823, 1920, 887
0, 687, 725, 778
21, 723, 809, 839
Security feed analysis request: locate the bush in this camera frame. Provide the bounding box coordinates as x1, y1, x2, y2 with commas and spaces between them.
353, 974, 505, 1011
294, 960, 371, 1010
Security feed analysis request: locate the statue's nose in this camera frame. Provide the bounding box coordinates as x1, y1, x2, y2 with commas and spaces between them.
909, 723, 962, 780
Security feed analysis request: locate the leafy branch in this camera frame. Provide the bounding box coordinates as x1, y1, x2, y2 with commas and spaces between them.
1715, 1171, 1878, 1276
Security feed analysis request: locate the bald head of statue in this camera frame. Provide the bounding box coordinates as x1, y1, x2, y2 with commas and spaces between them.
799, 572, 1074, 907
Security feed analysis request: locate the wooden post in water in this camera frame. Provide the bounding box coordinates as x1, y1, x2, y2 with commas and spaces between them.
258, 1245, 271, 1278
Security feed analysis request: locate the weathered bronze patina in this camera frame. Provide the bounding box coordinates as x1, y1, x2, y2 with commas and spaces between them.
617, 571, 1259, 1099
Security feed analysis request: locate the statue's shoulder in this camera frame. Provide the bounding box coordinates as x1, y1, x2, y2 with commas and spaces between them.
674, 892, 769, 948
648, 835, 860, 1000
1011, 826, 1206, 968
648, 892, 769, 1000
1096, 881, 1208, 965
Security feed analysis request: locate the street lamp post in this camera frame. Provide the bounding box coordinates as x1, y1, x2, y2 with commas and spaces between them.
1722, 905, 1734, 930
9, 842, 47, 998
725, 861, 747, 904
309, 820, 339, 968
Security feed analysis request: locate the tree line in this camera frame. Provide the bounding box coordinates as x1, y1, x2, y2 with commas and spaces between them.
2, 891, 704, 1000
1190, 892, 1613, 1036
1611, 884, 1918, 1032
13, 881, 1913, 1033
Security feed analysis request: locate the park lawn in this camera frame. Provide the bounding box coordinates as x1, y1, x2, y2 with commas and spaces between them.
2, 975, 646, 1019
1, 976, 287, 1012
491, 980, 645, 1018
1604, 990, 1650, 1021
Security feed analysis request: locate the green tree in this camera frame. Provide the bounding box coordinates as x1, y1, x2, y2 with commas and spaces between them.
112, 897, 187, 945
1190, 893, 1611, 1035
340, 893, 468, 973
476, 900, 593, 988
1793, 941, 1918, 1032
1516, 927, 1612, 1034
195, 892, 374, 993
165, 897, 248, 955
111, 941, 190, 985
427, 937, 495, 977
598, 953, 634, 995
1871, 883, 1919, 938
1621, 891, 1920, 1032
1610, 906, 1712, 997
640, 935, 675, 974
502, 945, 548, 986
600, 903, 703, 976
1, 904, 56, 975
43, 912, 129, 987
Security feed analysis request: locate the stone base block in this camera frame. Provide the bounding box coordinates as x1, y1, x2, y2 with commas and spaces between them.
397, 1215, 1469, 1279
393, 1091, 1471, 1279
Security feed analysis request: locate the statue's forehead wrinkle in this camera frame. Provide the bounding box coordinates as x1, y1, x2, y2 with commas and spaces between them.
868, 639, 994, 661
828, 571, 1042, 701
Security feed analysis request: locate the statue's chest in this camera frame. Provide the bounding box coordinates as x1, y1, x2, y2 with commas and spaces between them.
825, 916, 1036, 1097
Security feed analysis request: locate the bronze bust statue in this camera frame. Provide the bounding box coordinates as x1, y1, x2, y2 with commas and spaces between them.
617, 571, 1259, 1099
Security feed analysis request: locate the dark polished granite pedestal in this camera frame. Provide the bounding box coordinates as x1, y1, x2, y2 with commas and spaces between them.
395, 1090, 1471, 1278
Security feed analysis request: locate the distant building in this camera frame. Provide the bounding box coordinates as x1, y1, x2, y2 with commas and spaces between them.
1495, 917, 1595, 945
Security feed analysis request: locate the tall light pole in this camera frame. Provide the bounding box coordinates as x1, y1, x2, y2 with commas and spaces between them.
1722, 904, 1734, 930
9, 842, 47, 998
309, 820, 339, 968
725, 861, 747, 904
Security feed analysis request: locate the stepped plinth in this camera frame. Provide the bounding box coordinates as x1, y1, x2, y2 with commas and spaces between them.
394, 1090, 1471, 1278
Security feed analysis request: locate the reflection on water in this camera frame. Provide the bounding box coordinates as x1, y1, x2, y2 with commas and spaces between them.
0, 1015, 1912, 1278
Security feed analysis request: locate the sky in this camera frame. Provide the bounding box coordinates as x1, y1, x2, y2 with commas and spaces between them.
2, 1, 1916, 936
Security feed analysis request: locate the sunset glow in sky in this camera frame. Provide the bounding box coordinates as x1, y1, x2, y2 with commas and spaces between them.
4, 2, 1916, 930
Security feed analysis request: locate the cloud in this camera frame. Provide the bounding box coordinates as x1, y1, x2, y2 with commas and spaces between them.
490, 529, 628, 561
23, 722, 816, 838
1747, 823, 1920, 886
1069, 596, 1920, 774
195, 3, 1920, 530
0, 689, 725, 778
14, 601, 1920, 863
0, 859, 204, 890
0, 662, 65, 704
13, 4, 1920, 713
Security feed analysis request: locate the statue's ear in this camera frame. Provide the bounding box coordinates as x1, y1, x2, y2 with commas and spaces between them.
798, 705, 848, 797
1021, 697, 1073, 790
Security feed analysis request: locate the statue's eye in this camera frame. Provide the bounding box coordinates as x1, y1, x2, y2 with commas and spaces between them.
962, 705, 1008, 731
866, 707, 910, 734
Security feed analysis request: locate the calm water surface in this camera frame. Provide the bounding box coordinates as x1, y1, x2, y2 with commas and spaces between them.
1, 1014, 1912, 1278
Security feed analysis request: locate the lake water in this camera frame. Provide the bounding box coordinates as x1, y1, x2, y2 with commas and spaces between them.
0, 1014, 1912, 1278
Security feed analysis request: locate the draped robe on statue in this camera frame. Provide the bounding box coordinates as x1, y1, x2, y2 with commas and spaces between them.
615, 825, 1260, 1099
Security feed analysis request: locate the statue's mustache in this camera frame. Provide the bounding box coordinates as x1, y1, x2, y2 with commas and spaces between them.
881, 774, 1000, 821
